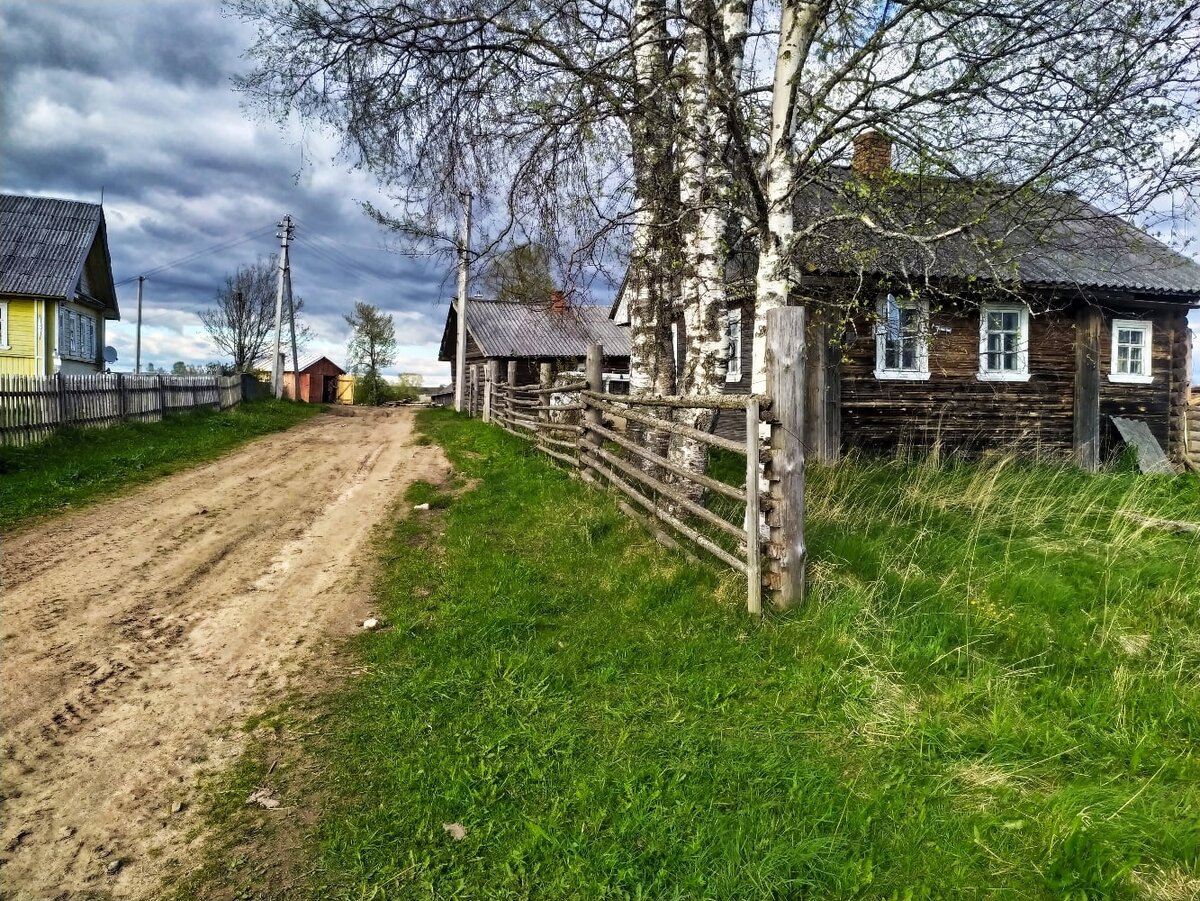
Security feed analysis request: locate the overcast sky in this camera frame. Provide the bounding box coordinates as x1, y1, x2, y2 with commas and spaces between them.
1, 1, 1197, 384
1, 0, 455, 384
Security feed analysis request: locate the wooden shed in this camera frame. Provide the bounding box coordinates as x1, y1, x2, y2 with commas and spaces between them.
437, 295, 631, 401
283, 355, 346, 403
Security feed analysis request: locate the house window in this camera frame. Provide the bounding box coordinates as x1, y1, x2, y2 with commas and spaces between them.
1109, 319, 1153, 383
0, 302, 8, 348
978, 304, 1030, 381
56, 307, 97, 360
725, 306, 743, 382
875, 293, 929, 380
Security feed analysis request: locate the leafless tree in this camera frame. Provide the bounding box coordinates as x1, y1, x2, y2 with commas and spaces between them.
198, 255, 312, 372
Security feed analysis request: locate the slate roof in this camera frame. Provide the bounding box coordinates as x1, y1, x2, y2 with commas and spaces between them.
0, 195, 120, 315
788, 169, 1200, 297
440, 299, 631, 361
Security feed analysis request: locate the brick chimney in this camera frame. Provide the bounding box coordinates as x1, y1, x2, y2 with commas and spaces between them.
550, 290, 568, 312
851, 131, 893, 178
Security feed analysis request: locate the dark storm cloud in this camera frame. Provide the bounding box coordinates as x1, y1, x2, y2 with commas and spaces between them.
0, 0, 453, 379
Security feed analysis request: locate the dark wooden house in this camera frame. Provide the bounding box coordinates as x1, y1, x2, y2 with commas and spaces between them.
283, 355, 345, 404
438, 295, 632, 401
612, 135, 1199, 467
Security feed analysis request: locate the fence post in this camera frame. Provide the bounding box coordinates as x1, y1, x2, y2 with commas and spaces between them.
56, 372, 70, 427
116, 372, 127, 421
745, 397, 762, 615
157, 374, 166, 419
583, 344, 603, 466
483, 360, 498, 422
764, 307, 806, 608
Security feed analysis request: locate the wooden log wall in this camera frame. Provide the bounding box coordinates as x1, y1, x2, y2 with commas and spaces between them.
0, 374, 242, 446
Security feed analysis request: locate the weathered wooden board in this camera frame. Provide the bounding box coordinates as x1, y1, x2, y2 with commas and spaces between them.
1110, 416, 1177, 474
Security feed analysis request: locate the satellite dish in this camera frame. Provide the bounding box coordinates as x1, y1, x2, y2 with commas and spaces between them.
103, 345, 119, 363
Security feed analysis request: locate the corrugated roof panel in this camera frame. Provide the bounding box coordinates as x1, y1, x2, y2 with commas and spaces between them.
0, 195, 104, 299
465, 301, 631, 358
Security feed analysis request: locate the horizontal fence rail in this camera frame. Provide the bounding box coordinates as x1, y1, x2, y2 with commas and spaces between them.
0, 373, 243, 446
477, 347, 776, 615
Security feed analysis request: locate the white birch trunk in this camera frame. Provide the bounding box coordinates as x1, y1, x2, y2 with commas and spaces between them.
671, 0, 751, 488
752, 1, 820, 396
627, 0, 676, 466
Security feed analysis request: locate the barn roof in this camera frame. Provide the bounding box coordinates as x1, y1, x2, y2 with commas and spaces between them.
285, 355, 346, 374
0, 194, 120, 316
439, 299, 631, 361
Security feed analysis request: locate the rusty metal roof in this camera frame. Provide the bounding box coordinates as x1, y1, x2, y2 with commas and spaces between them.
1, 195, 119, 315
286, 355, 346, 374
439, 299, 631, 361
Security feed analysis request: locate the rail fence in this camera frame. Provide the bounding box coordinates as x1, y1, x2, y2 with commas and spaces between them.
0, 373, 243, 446
468, 307, 808, 614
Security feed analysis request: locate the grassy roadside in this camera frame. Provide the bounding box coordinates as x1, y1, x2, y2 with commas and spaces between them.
187, 407, 1199, 899
0, 399, 321, 532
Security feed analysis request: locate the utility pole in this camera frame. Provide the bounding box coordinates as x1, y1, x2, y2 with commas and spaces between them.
454, 192, 472, 413
135, 275, 145, 373
285, 264, 299, 399
271, 214, 294, 399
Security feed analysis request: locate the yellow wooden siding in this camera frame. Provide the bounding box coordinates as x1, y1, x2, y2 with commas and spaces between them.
0, 297, 40, 375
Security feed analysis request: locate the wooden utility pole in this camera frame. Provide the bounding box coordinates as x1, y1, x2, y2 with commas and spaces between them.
454, 192, 472, 413
134, 275, 145, 374
271, 215, 294, 399
285, 263, 299, 400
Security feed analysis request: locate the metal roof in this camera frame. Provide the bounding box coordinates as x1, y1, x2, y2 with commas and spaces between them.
789, 170, 1200, 297
285, 354, 345, 374
440, 299, 632, 361
0, 195, 120, 315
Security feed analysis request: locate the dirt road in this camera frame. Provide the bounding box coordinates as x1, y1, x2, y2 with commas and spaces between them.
0, 407, 446, 899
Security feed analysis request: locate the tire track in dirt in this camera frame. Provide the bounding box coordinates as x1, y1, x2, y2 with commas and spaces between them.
0, 407, 448, 899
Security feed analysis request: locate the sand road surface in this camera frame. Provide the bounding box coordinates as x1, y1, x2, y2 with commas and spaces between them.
0, 407, 446, 899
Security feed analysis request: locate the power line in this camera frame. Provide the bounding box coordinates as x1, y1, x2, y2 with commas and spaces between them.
115, 224, 277, 286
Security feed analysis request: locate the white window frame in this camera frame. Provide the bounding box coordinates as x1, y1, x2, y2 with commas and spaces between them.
978, 303, 1031, 382
1109, 318, 1153, 384
0, 301, 8, 349
725, 306, 743, 382
874, 293, 930, 380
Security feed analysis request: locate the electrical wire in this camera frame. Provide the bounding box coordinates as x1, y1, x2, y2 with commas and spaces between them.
114, 224, 278, 286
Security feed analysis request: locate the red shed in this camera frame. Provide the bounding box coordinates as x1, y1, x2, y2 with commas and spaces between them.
283, 355, 346, 403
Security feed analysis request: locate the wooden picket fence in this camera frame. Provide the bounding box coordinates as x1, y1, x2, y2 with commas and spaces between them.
472, 308, 808, 614
0, 373, 243, 446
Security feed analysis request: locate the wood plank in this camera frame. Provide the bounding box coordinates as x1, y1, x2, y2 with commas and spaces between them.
765, 306, 807, 608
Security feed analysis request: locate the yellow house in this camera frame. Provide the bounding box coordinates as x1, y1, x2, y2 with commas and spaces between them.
1, 194, 121, 375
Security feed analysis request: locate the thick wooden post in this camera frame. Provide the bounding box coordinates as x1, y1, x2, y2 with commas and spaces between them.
505, 360, 517, 425
483, 360, 499, 422
745, 397, 762, 615
765, 307, 806, 608
1073, 306, 1102, 472
538, 362, 552, 425
583, 344, 603, 462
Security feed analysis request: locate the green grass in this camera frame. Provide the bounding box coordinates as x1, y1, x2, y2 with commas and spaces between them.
0, 399, 321, 532
196, 408, 1199, 899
